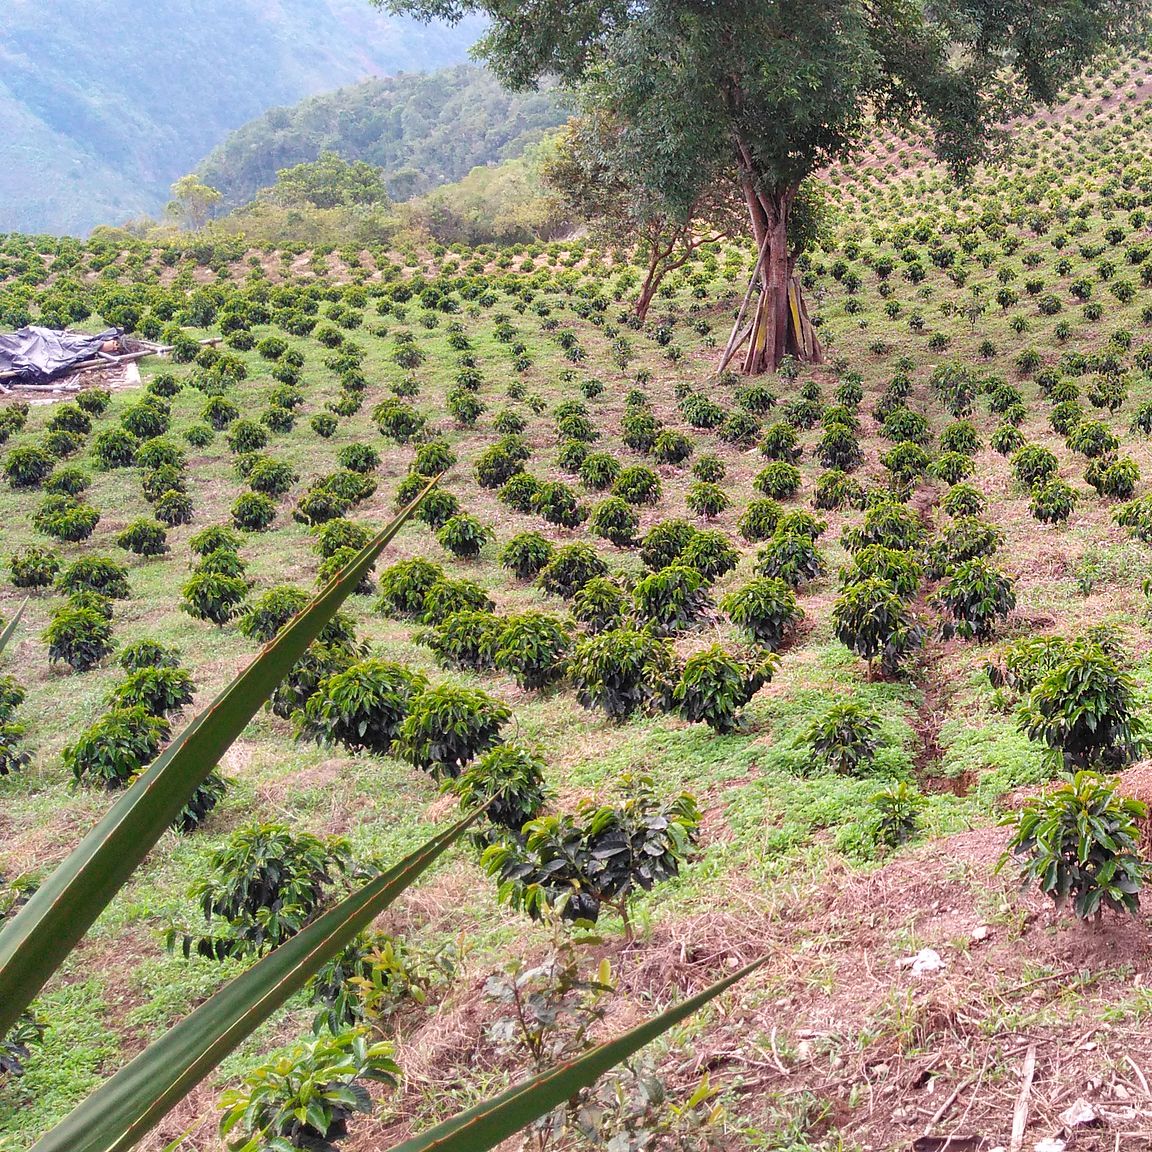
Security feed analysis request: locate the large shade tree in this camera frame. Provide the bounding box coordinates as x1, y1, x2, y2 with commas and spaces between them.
380, 0, 1142, 372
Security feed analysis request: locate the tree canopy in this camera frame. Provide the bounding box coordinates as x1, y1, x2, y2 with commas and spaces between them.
383, 0, 1144, 370
268, 152, 391, 209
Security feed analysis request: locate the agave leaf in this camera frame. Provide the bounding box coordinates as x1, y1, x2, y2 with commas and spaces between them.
385, 956, 768, 1152
30, 810, 475, 1152
0, 596, 28, 657
0, 478, 438, 1035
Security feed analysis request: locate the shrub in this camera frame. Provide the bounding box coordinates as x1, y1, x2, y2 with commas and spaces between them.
882, 440, 931, 484
217, 1027, 398, 1151
759, 422, 801, 462
497, 472, 540, 514
117, 640, 182, 672
674, 646, 774, 732
175, 823, 352, 959
108, 666, 195, 717
76, 388, 111, 415
753, 462, 802, 499
135, 439, 186, 470
539, 543, 609, 598
721, 578, 803, 650
817, 425, 863, 471
941, 483, 986, 518
693, 453, 726, 482
392, 684, 512, 779
580, 452, 621, 490
474, 438, 529, 488
483, 775, 697, 932
1018, 641, 1146, 771
632, 565, 711, 635
832, 576, 924, 677
571, 576, 630, 634
493, 612, 572, 689
121, 400, 169, 440
1086, 455, 1139, 500
588, 497, 639, 547
652, 429, 694, 465
639, 519, 697, 570
116, 518, 169, 557
202, 396, 240, 430
375, 559, 445, 618
621, 409, 660, 452
679, 529, 739, 580
933, 560, 1017, 640
373, 398, 427, 443
190, 525, 242, 556
1067, 420, 1119, 458
409, 440, 453, 477
612, 465, 661, 505
754, 532, 826, 587
843, 544, 922, 597
569, 629, 677, 722
1031, 478, 1077, 525
3, 445, 54, 489
231, 491, 277, 532
685, 481, 730, 519
841, 501, 925, 554
872, 781, 925, 848
498, 532, 555, 581
336, 442, 382, 474
44, 466, 92, 497
57, 556, 130, 599
804, 700, 882, 775
90, 428, 138, 469
226, 420, 269, 455
181, 572, 248, 626
1000, 771, 1150, 921
63, 706, 169, 788
453, 743, 550, 832
1011, 444, 1060, 488
9, 546, 60, 589
420, 609, 502, 672
737, 498, 783, 542
930, 451, 974, 485
923, 517, 1003, 578
989, 424, 1026, 456
418, 578, 494, 625
436, 514, 492, 559
298, 660, 428, 755
247, 458, 299, 497
531, 480, 587, 528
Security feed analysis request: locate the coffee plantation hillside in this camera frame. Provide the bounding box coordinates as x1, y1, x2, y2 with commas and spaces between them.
8, 46, 1152, 1152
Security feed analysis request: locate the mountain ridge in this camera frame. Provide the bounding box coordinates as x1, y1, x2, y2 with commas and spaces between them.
0, 0, 482, 235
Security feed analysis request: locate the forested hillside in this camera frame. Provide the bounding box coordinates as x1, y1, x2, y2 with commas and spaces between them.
0, 0, 482, 235
197, 66, 569, 210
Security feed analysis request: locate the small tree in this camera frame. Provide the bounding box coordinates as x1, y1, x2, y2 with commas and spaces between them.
832, 576, 924, 678
168, 175, 222, 231
1000, 771, 1150, 923
804, 700, 883, 775
1018, 642, 1147, 772
483, 775, 699, 937
542, 115, 744, 321
674, 647, 775, 733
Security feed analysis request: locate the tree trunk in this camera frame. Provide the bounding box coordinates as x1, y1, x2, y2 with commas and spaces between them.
634, 244, 665, 322
723, 180, 823, 376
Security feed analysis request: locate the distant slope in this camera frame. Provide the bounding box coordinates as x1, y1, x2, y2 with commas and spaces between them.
197, 66, 569, 209
0, 0, 483, 235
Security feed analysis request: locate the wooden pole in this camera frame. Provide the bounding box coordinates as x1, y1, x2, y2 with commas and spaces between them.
718, 230, 771, 374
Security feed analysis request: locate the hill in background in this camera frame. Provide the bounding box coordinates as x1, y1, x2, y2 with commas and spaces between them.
197, 65, 569, 211
0, 0, 483, 236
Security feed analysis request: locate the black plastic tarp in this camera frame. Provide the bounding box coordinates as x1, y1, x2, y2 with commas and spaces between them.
0, 326, 121, 386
